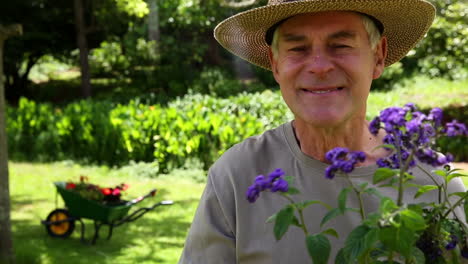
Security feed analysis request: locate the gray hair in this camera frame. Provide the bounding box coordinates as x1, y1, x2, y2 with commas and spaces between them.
270, 13, 382, 59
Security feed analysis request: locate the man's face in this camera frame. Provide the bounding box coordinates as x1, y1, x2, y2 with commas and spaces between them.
269, 11, 387, 128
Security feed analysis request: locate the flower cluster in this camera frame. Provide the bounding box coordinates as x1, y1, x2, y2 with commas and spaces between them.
246, 168, 288, 203
65, 176, 129, 205
369, 103, 466, 169
324, 148, 366, 179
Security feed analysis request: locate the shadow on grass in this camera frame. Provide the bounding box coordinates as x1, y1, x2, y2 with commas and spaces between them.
12, 195, 199, 264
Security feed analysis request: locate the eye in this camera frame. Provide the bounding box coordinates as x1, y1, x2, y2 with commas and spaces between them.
332, 44, 351, 49
288, 46, 307, 52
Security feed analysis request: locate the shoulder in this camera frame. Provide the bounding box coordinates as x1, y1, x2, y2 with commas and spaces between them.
210, 122, 290, 177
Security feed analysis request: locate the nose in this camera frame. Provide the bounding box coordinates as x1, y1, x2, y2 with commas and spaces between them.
305, 50, 334, 77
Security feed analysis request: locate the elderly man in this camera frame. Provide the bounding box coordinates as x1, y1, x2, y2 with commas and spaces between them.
179, 0, 466, 263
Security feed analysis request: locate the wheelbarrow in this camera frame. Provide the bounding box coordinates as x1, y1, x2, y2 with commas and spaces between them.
41, 181, 173, 244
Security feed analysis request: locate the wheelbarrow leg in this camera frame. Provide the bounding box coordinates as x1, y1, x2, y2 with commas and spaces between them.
77, 218, 86, 243
107, 224, 114, 240
92, 221, 102, 245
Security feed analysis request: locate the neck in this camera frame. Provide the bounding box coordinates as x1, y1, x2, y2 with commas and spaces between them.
292, 118, 387, 166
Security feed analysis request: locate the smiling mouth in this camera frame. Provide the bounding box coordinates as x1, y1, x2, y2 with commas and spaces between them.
301, 87, 344, 94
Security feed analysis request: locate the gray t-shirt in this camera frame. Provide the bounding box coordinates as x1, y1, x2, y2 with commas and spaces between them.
179, 122, 466, 264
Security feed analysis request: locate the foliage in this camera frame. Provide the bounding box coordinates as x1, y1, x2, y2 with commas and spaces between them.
248, 105, 468, 263
402, 0, 468, 80
6, 91, 287, 172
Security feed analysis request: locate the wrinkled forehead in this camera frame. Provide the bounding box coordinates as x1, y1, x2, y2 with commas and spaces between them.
265, 11, 382, 44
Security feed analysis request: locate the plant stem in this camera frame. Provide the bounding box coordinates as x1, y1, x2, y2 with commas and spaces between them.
345, 175, 366, 220
442, 191, 468, 219
283, 195, 309, 235
298, 208, 309, 235
394, 134, 405, 206
395, 138, 415, 206
416, 164, 442, 203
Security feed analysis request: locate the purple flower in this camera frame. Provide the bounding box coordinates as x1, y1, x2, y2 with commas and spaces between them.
377, 158, 391, 168
445, 120, 467, 137
445, 235, 458, 250
268, 168, 285, 181
383, 134, 396, 145
271, 178, 288, 192
246, 185, 260, 203
246, 169, 290, 203
255, 175, 270, 191
369, 117, 381, 135
428, 107, 443, 127
325, 165, 339, 179
379, 107, 407, 133
325, 147, 348, 162
403, 102, 417, 112
406, 118, 421, 134
340, 161, 354, 173
415, 148, 452, 167
324, 148, 366, 179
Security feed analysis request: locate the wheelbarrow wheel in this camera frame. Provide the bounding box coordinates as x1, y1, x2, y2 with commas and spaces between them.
45, 209, 75, 238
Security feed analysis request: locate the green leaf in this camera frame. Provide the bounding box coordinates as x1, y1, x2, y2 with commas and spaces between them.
372, 144, 396, 152
379, 197, 398, 214
363, 187, 384, 199
373, 168, 397, 184
464, 197, 468, 223
447, 173, 468, 182
321, 228, 339, 238
449, 191, 468, 198
358, 182, 369, 190
379, 225, 416, 258
410, 246, 425, 264
306, 234, 331, 264
400, 209, 426, 231
338, 187, 351, 213
286, 187, 300, 195
414, 185, 439, 199
284, 175, 294, 185
343, 225, 373, 261
320, 208, 341, 227
433, 169, 447, 177
273, 206, 295, 241
334, 248, 349, 264
266, 212, 277, 223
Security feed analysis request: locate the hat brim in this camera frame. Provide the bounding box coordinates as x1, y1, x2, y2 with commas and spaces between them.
214, 0, 435, 70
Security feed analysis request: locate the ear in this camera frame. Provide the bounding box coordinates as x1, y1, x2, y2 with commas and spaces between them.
372, 36, 388, 79
268, 48, 280, 82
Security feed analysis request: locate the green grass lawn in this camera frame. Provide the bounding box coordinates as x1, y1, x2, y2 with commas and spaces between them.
10, 161, 205, 264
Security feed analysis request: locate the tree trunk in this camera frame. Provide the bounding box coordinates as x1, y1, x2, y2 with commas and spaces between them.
148, 0, 160, 43
74, 0, 92, 98
0, 24, 22, 264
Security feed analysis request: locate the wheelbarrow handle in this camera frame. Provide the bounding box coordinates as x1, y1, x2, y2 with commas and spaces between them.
112, 200, 174, 227
127, 189, 157, 205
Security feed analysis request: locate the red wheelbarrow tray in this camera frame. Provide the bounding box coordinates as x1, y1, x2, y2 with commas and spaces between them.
54, 181, 132, 223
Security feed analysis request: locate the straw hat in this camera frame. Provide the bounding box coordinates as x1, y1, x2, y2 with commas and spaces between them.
214, 0, 435, 70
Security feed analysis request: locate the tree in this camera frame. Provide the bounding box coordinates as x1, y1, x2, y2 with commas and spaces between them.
74, 0, 92, 98
0, 24, 22, 264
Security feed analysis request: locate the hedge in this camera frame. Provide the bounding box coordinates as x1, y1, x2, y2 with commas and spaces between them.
6, 91, 466, 173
